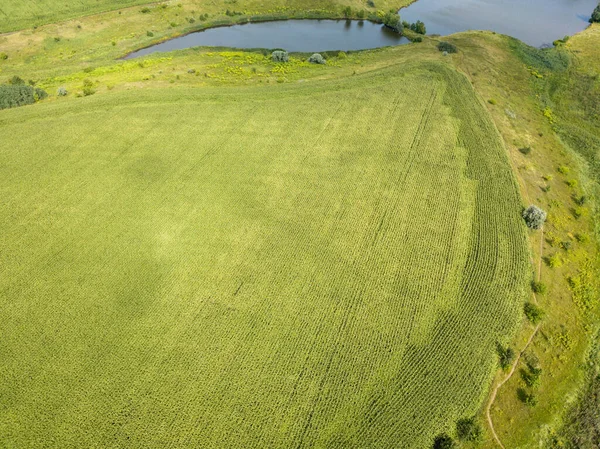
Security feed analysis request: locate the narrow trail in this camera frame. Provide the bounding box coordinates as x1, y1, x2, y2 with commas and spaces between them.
486, 225, 544, 448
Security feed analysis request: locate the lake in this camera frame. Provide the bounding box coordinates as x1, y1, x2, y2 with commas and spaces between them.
123, 0, 597, 59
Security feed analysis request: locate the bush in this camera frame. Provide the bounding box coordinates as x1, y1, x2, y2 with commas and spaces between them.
531, 281, 547, 295
0, 84, 48, 110
412, 36, 423, 43
497, 344, 515, 370
0, 53, 7, 60
456, 417, 482, 442
517, 388, 538, 407
488, 98, 497, 105
383, 11, 402, 33
521, 366, 542, 387
57, 87, 68, 96
342, 6, 353, 17
367, 0, 376, 7
524, 302, 545, 324
522, 205, 547, 230
590, 4, 600, 23
433, 434, 455, 449
437, 41, 457, 53
308, 53, 326, 64
545, 253, 562, 268
147, 30, 154, 37
271, 50, 289, 62
519, 146, 531, 155
357, 9, 366, 19
140, 7, 151, 13
410, 20, 426, 34
557, 165, 570, 174
8, 75, 25, 85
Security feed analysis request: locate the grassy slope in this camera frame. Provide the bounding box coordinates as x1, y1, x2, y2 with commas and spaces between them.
443, 29, 599, 448
0, 62, 529, 448
0, 0, 411, 33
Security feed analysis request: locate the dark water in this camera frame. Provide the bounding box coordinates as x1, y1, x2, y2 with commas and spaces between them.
123, 20, 410, 59
400, 0, 597, 47
124, 0, 597, 59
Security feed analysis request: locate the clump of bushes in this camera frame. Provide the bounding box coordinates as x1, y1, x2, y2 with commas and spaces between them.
456, 417, 482, 442
437, 41, 457, 53
57, 86, 68, 96
524, 302, 545, 324
271, 50, 289, 62
432, 434, 455, 449
410, 20, 426, 34
0, 84, 48, 110
308, 53, 326, 64
522, 205, 547, 230
497, 343, 515, 370
590, 4, 600, 23
545, 253, 563, 268
382, 10, 402, 33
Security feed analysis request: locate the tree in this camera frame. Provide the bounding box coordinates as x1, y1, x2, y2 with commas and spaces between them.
524, 302, 545, 324
383, 11, 403, 33
308, 53, 326, 64
456, 417, 482, 442
590, 4, 600, 23
433, 433, 455, 449
522, 205, 547, 230
497, 344, 515, 370
342, 6, 353, 18
271, 50, 289, 62
410, 20, 426, 35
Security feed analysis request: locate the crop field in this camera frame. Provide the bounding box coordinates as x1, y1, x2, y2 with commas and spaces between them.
0, 62, 529, 448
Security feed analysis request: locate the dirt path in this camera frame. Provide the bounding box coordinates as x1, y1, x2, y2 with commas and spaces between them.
486, 225, 544, 448
485, 323, 540, 449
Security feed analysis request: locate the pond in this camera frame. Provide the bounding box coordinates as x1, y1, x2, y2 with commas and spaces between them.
123, 20, 410, 59
399, 0, 598, 48
123, 0, 597, 59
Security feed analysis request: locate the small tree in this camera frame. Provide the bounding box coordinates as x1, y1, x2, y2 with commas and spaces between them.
271, 50, 289, 62
524, 302, 545, 324
456, 417, 482, 442
433, 433, 455, 449
531, 281, 547, 295
308, 53, 326, 64
522, 205, 547, 230
590, 4, 600, 23
383, 11, 402, 33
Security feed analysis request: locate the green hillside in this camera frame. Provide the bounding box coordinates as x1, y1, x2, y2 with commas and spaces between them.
0, 62, 529, 448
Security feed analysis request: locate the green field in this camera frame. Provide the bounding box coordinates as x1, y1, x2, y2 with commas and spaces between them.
0, 62, 529, 447
0, 0, 152, 32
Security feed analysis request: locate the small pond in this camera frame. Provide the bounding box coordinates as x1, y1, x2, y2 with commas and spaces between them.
124, 20, 410, 59
123, 0, 598, 59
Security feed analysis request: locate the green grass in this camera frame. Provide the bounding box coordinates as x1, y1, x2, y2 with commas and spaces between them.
0, 0, 411, 33
0, 62, 529, 448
